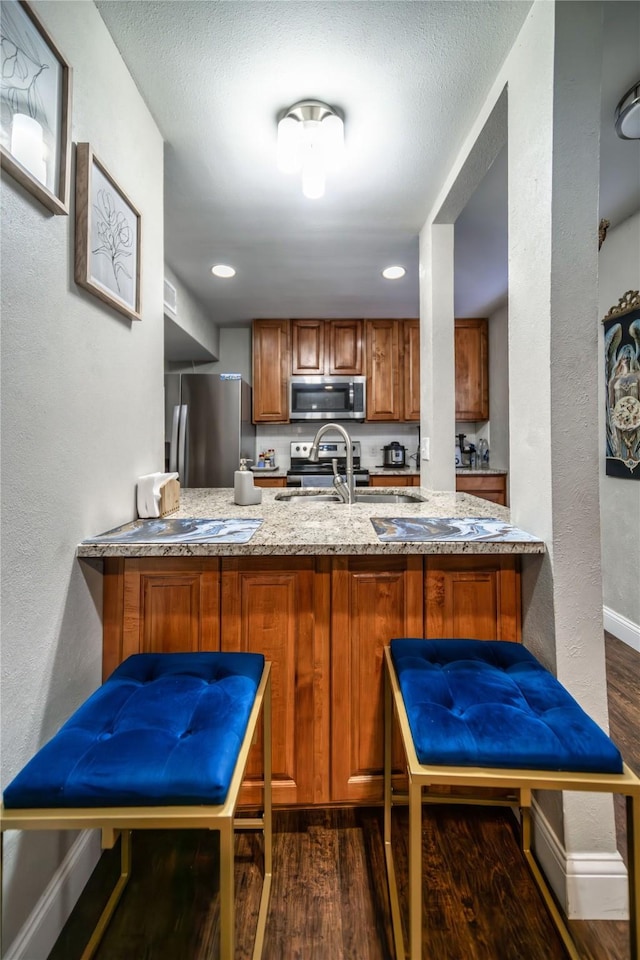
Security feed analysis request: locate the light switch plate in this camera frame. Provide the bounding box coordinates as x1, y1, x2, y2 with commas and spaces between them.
421, 437, 430, 460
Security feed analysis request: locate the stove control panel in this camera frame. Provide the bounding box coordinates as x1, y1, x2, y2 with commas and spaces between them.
290, 440, 361, 460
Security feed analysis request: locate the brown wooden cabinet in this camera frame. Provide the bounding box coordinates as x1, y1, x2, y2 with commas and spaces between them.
365, 318, 419, 421
455, 318, 489, 421
425, 556, 520, 642
290, 319, 364, 376
220, 558, 328, 807
252, 476, 286, 488
402, 317, 420, 420
252, 319, 290, 422
366, 319, 401, 420
102, 553, 521, 806
330, 557, 423, 802
370, 475, 419, 487
103, 558, 220, 680
456, 473, 507, 506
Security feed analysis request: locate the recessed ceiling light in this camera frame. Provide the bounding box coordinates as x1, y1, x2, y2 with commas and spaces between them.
382, 265, 406, 280
211, 264, 236, 278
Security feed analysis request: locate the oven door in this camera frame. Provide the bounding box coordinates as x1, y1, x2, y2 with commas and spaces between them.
289, 376, 366, 420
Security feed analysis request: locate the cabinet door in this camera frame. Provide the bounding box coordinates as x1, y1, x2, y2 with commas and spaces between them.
252, 319, 290, 422
366, 319, 401, 420
455, 318, 489, 421
221, 558, 329, 806
331, 556, 423, 802
402, 318, 420, 420
370, 475, 414, 487
456, 473, 507, 506
328, 319, 364, 374
291, 319, 325, 374
425, 556, 520, 642
103, 559, 220, 679
252, 476, 287, 488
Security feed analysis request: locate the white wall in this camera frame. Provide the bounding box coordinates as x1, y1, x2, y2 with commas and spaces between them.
164, 262, 220, 363
598, 212, 640, 640
0, 0, 164, 953
419, 0, 626, 918
488, 300, 510, 475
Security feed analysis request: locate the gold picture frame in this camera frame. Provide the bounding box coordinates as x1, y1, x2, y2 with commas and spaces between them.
75, 143, 142, 322
0, 0, 72, 215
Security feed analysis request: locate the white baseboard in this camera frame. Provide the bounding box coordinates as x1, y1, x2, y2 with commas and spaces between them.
603, 605, 640, 652
530, 800, 628, 920
4, 831, 101, 960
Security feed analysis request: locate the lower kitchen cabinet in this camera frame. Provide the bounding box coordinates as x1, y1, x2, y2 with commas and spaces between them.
220, 557, 327, 806
103, 558, 220, 680
456, 472, 507, 505
252, 476, 286, 488
425, 556, 521, 642
330, 557, 422, 802
370, 474, 419, 487
102, 554, 520, 805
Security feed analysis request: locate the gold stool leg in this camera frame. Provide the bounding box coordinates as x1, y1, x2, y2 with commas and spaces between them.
409, 777, 422, 959
252, 674, 273, 960
80, 829, 132, 960
628, 793, 640, 960
219, 819, 235, 960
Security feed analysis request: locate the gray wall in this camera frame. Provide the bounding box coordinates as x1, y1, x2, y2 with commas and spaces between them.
0, 0, 164, 952
598, 211, 640, 633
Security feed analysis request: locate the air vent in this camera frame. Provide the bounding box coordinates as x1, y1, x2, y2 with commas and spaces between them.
163, 278, 177, 315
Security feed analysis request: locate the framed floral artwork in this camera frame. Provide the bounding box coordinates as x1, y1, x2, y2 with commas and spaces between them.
603, 290, 640, 480
75, 142, 142, 321
0, 0, 72, 214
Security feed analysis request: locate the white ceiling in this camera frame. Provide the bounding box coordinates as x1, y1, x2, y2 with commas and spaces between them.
96, 1, 640, 338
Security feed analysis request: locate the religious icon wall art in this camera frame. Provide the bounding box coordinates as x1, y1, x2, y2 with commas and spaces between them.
603, 290, 640, 480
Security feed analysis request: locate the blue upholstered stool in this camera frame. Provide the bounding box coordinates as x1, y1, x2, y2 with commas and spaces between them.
1, 652, 273, 960
383, 638, 640, 960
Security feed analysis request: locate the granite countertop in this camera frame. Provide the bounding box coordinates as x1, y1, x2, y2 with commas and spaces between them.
77, 486, 544, 559
455, 467, 507, 476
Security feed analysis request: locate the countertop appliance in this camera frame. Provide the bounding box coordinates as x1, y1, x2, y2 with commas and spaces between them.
164, 374, 256, 487
289, 375, 366, 421
286, 440, 370, 487
382, 442, 407, 467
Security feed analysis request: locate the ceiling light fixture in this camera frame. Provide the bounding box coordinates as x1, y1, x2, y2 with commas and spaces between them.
211, 264, 236, 278
382, 265, 406, 280
615, 80, 640, 139
277, 99, 344, 199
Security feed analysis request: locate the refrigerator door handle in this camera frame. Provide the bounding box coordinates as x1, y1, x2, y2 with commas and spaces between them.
178, 404, 188, 483
169, 404, 181, 473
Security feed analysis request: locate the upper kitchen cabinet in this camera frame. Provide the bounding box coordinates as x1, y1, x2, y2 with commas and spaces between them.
291, 319, 364, 375
252, 319, 290, 423
402, 318, 420, 421
455, 318, 489, 421
366, 318, 419, 421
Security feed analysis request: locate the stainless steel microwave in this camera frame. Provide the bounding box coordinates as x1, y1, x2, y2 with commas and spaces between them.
289, 375, 367, 421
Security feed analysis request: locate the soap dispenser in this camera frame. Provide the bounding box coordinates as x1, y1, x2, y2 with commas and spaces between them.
234, 458, 262, 506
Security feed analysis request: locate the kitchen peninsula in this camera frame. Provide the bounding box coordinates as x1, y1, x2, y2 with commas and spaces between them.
79, 487, 543, 806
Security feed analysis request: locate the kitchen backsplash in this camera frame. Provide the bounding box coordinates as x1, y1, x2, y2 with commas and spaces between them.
255, 423, 421, 470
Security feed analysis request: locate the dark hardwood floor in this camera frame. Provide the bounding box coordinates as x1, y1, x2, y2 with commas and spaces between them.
48, 634, 639, 960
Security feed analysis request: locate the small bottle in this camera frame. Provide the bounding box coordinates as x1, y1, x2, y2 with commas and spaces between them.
234, 458, 262, 505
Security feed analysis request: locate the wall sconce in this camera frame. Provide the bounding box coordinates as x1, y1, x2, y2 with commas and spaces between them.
277, 100, 344, 199
615, 80, 640, 140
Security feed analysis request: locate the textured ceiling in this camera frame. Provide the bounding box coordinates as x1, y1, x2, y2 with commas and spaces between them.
96, 1, 639, 333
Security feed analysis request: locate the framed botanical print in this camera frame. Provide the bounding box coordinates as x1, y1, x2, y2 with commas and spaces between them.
603, 290, 640, 480
0, 0, 72, 214
75, 143, 142, 322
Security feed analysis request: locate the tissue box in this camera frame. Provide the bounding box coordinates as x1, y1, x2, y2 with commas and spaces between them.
137, 473, 180, 518
158, 477, 180, 516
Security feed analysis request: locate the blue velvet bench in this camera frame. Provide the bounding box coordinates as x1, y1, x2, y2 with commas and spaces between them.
383, 638, 640, 960
1, 652, 272, 960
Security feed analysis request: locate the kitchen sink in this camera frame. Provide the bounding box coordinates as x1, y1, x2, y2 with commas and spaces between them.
275, 491, 426, 505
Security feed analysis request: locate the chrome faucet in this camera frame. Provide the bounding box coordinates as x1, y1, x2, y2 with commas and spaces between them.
308, 423, 355, 504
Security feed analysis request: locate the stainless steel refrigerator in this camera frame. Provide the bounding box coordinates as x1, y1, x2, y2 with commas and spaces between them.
164, 374, 256, 487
